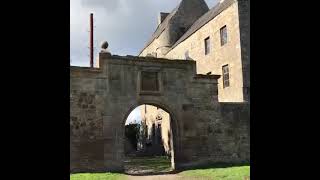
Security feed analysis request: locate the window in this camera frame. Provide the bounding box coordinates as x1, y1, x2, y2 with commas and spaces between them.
220, 25, 227, 46
204, 37, 210, 55
222, 65, 230, 88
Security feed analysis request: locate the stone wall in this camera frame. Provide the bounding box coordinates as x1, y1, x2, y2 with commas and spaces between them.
70, 53, 250, 172
165, 0, 245, 102
238, 0, 250, 102
70, 67, 107, 172
216, 102, 250, 163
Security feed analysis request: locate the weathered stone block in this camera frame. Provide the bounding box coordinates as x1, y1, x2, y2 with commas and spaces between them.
70, 54, 249, 172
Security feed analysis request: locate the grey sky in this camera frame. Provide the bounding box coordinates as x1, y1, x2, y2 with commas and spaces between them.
125, 105, 143, 125
70, 0, 219, 67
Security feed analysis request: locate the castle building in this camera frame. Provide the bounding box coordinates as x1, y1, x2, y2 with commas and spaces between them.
138, 0, 249, 154
139, 105, 171, 155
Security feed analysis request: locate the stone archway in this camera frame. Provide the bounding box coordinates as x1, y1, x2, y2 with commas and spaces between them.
121, 102, 180, 171
70, 52, 250, 173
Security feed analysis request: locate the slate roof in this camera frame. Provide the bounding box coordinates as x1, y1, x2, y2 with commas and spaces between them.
168, 0, 236, 51
138, 6, 179, 55
139, 0, 236, 56
139, 0, 209, 55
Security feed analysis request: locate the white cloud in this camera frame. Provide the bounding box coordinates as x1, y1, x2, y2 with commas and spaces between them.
126, 106, 142, 125
71, 0, 218, 66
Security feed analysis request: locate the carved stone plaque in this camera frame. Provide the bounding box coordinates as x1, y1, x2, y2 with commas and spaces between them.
141, 71, 159, 91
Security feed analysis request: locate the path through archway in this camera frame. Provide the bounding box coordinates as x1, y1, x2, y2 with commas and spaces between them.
123, 104, 175, 175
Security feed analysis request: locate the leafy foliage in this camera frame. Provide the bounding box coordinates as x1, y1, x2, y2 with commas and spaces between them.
125, 123, 140, 150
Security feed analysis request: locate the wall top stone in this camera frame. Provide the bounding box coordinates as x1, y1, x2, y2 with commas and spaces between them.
110, 54, 194, 64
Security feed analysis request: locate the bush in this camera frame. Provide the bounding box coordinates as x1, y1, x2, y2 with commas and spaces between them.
125, 123, 140, 150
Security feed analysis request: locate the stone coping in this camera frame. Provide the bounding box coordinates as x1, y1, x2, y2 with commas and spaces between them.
108, 54, 196, 64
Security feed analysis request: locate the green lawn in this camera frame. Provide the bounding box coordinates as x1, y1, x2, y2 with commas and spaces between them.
179, 165, 250, 180
70, 158, 250, 180
124, 156, 172, 173
70, 173, 125, 180
70, 156, 171, 179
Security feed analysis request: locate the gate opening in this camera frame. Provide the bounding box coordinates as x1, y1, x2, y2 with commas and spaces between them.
124, 104, 174, 175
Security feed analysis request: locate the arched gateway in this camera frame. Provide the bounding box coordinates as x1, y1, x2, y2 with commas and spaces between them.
70, 51, 250, 173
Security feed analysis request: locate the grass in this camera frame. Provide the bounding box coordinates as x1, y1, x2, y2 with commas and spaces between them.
70, 156, 171, 179
179, 164, 250, 180
70, 172, 125, 180
124, 156, 172, 173
70, 158, 250, 180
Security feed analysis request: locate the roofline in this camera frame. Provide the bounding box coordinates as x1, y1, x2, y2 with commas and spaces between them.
138, 26, 166, 56
138, 5, 180, 56
138, 18, 165, 55
139, 0, 236, 57
165, 0, 236, 55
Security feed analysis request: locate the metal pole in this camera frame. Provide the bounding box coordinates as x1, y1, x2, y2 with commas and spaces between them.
90, 13, 94, 68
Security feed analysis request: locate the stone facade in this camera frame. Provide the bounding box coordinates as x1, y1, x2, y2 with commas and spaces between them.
139, 0, 250, 103
70, 52, 250, 172
140, 0, 209, 58
238, 0, 250, 102
140, 105, 171, 154
166, 1, 244, 102
137, 0, 250, 162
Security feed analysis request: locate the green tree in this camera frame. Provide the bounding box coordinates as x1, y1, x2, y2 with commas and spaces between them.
125, 123, 140, 150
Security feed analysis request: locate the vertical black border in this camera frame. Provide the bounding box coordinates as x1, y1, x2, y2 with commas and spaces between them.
2, 1, 70, 179
250, 0, 317, 179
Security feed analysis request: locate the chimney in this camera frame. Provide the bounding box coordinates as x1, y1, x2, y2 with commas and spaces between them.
158, 12, 169, 25
90, 13, 94, 68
